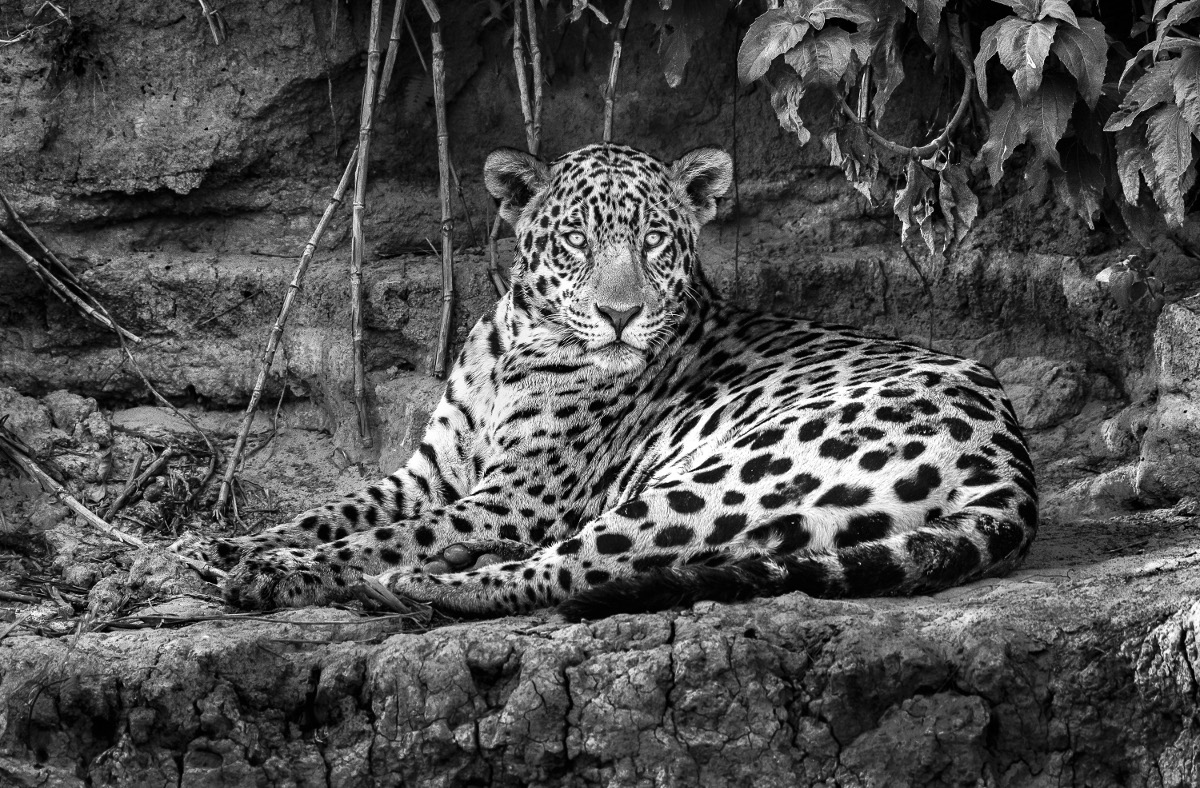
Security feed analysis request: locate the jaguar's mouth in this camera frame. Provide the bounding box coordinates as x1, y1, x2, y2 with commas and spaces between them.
589, 342, 646, 372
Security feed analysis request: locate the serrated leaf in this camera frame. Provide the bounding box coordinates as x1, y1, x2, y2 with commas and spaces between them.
1155, 0, 1200, 56
938, 163, 979, 242
653, 0, 726, 88
974, 21, 1003, 104
1119, 38, 1191, 86
1116, 124, 1155, 204
784, 27, 853, 87
1146, 102, 1196, 224
997, 17, 1058, 100
861, 0, 908, 120
1038, 0, 1078, 26
826, 124, 882, 201
1023, 75, 1075, 168
1105, 61, 1178, 131
769, 72, 812, 145
989, 0, 1042, 21
801, 0, 877, 27
894, 159, 938, 253
1050, 18, 1106, 107
901, 0, 947, 47
738, 8, 810, 84
1174, 47, 1200, 135
980, 96, 1029, 183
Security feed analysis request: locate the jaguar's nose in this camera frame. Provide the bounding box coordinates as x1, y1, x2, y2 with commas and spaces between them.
595, 304, 643, 338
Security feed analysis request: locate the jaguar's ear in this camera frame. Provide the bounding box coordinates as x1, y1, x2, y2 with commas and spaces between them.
484, 148, 551, 227
670, 147, 733, 225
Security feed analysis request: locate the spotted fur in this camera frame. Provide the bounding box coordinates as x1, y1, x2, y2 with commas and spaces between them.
173, 143, 1038, 620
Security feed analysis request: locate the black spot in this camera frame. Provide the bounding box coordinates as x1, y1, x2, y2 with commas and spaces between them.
761, 513, 811, 552
336, 548, 353, 562
334, 526, 349, 540
819, 438, 857, 460
894, 464, 943, 502
967, 488, 1016, 509
450, 515, 473, 533
906, 531, 981, 583
666, 490, 706, 514
414, 526, 435, 547
942, 417, 974, 441
858, 426, 886, 440
558, 568, 573, 591
584, 569, 611, 585
957, 454, 999, 486
740, 454, 795, 484
692, 465, 729, 484
879, 387, 915, 398
814, 485, 872, 507
723, 490, 746, 505
876, 406, 912, 423
839, 403, 865, 423
954, 403, 996, 421
615, 499, 649, 519
374, 528, 395, 541
298, 515, 318, 531
557, 538, 582, 555
316, 523, 331, 541
654, 526, 694, 547
835, 512, 893, 548
596, 533, 633, 554
380, 548, 401, 565
902, 441, 926, 460
841, 544, 906, 594
859, 451, 889, 471
499, 524, 520, 541
632, 553, 678, 572
963, 368, 1001, 389
797, 419, 827, 441
340, 504, 360, 524
706, 513, 748, 545
749, 428, 786, 450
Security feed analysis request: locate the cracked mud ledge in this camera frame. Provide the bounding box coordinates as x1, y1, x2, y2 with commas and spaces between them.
4, 536, 1200, 787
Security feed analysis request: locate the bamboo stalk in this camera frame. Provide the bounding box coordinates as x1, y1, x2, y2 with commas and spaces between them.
350, 0, 385, 448
603, 0, 633, 143
429, 8, 455, 377
524, 0, 543, 155
511, 0, 536, 152
0, 225, 142, 344
215, 155, 358, 515
215, 0, 410, 515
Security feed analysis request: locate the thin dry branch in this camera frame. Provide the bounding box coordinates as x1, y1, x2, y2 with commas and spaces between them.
428, 7, 455, 377
350, 0, 386, 449
215, 155, 358, 516
603, 0, 633, 143
837, 15, 974, 159
0, 193, 142, 344
103, 447, 174, 521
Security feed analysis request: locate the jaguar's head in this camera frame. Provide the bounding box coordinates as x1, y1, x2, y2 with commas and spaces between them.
484, 143, 732, 372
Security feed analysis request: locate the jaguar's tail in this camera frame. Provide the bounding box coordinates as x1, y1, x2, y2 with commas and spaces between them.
558, 508, 1036, 622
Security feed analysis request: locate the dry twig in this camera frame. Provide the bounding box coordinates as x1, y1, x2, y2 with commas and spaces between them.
0, 192, 141, 344
603, 0, 634, 143
103, 448, 175, 521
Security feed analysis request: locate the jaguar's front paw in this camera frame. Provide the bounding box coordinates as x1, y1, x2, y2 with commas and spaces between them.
222, 549, 359, 609
423, 538, 540, 575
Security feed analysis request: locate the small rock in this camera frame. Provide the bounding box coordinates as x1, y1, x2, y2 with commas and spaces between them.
43, 390, 97, 431
111, 406, 196, 441
1137, 296, 1200, 505
993, 356, 1086, 431
82, 410, 114, 446
1042, 464, 1139, 521
0, 386, 58, 455
28, 495, 70, 532
61, 563, 102, 590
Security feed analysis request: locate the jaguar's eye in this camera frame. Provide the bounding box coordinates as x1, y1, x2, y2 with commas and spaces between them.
563, 231, 588, 250
644, 230, 668, 248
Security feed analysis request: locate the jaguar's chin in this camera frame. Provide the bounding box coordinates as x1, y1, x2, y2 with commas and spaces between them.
589, 343, 647, 374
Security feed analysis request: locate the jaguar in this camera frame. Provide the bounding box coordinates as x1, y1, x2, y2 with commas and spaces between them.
173, 142, 1038, 621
